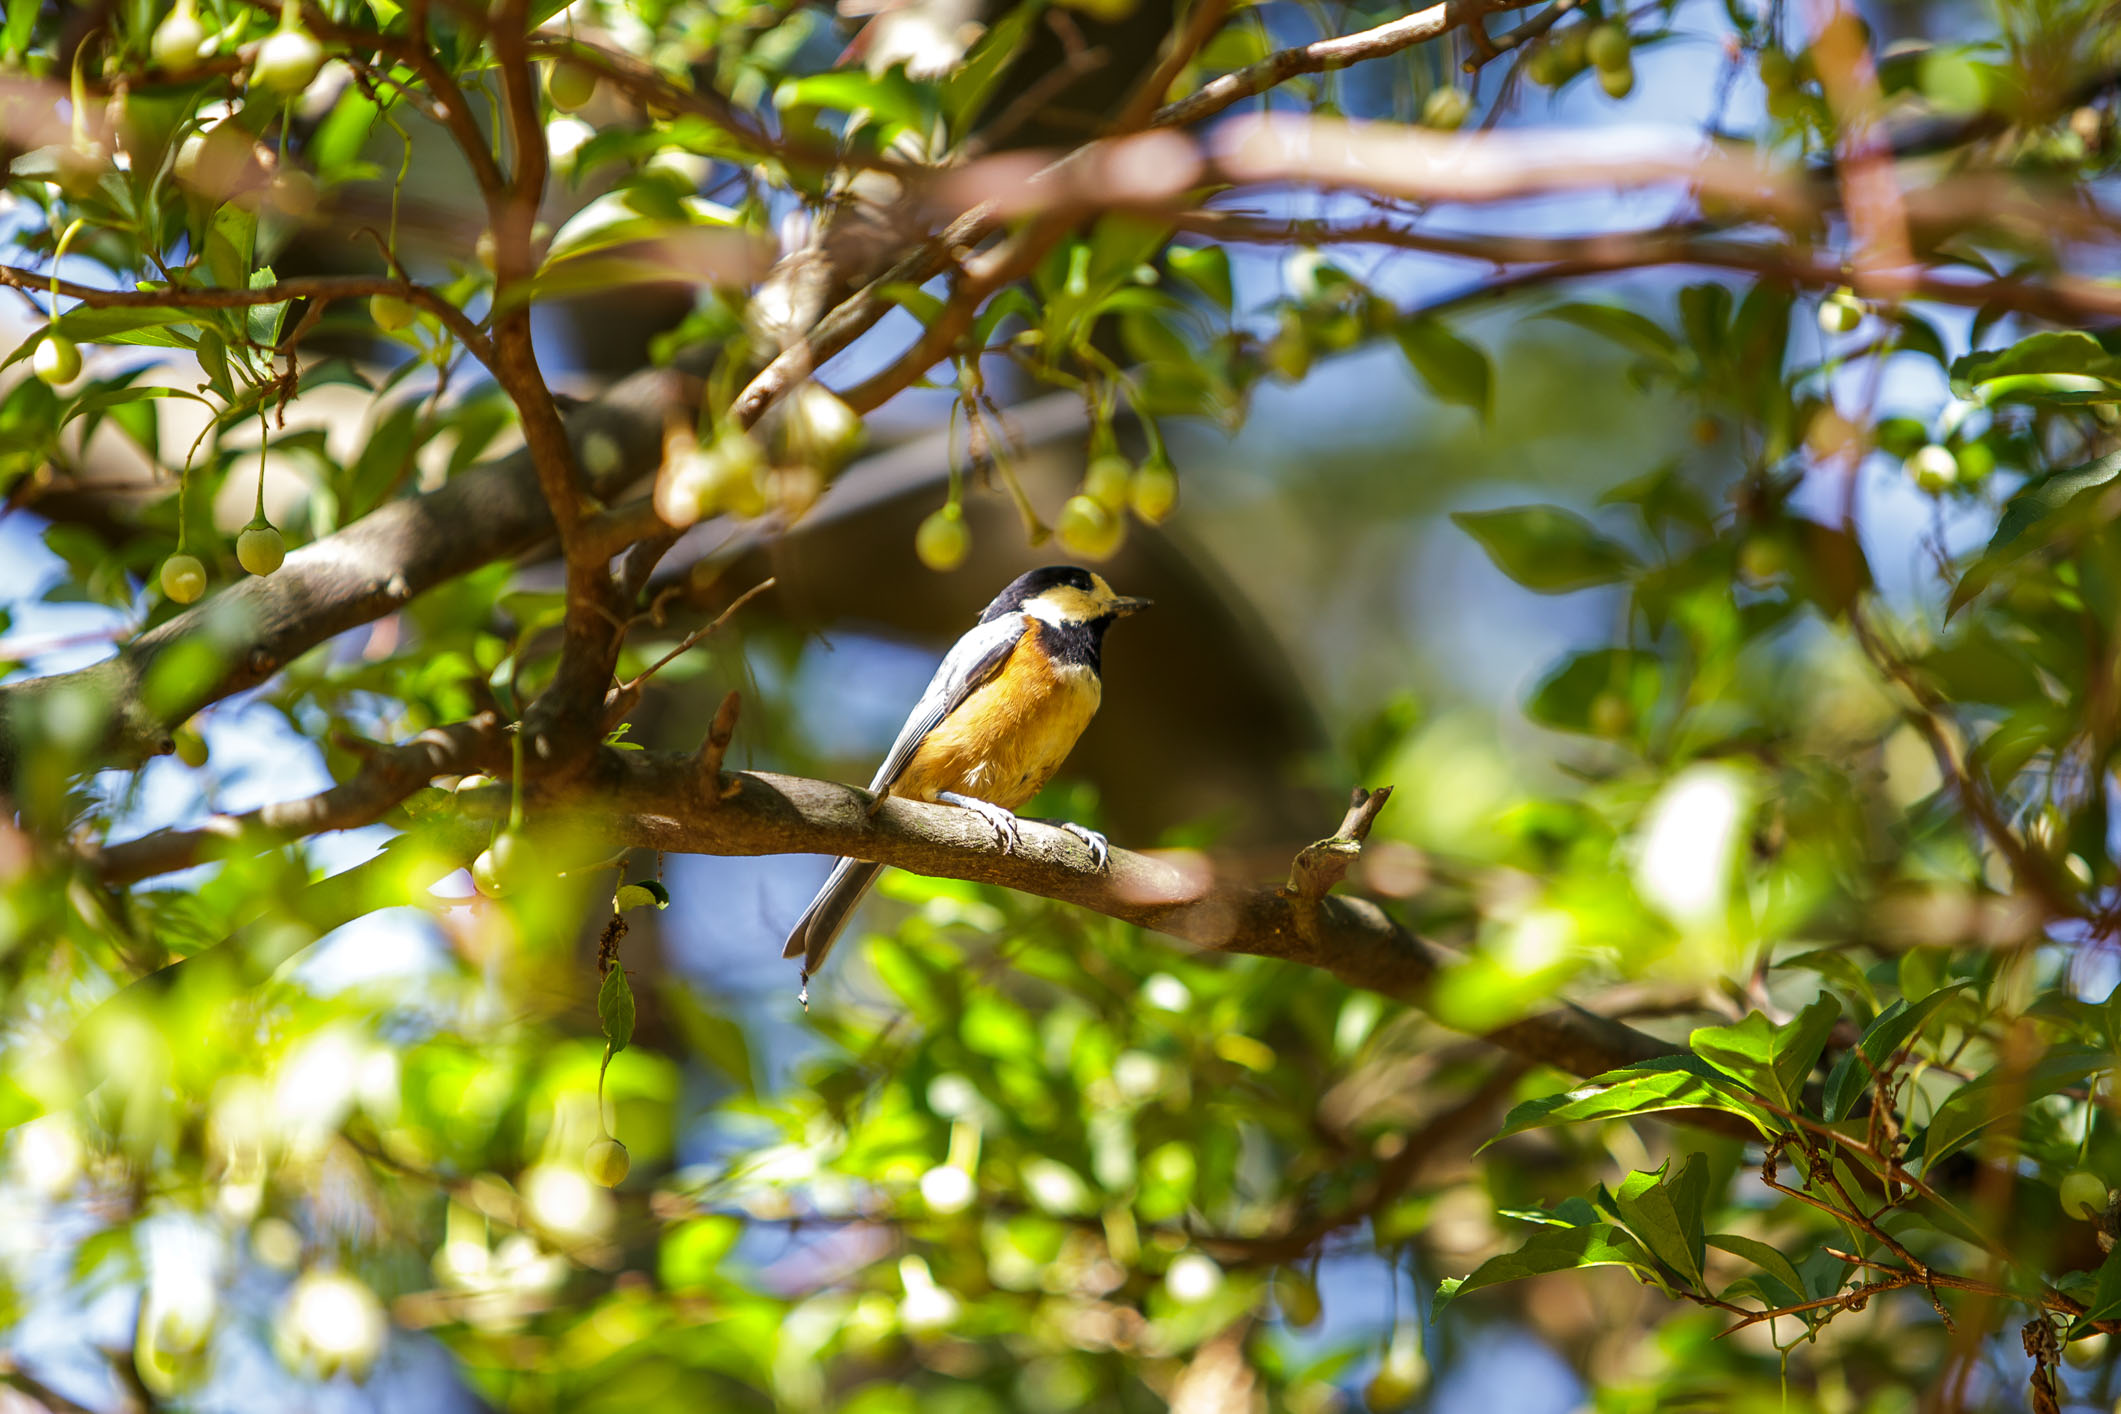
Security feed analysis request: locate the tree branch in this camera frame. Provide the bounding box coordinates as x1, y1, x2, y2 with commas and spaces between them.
1171, 212, 2121, 325
1149, 0, 1541, 129
80, 721, 1678, 1082
85, 717, 506, 887
565, 752, 1680, 1080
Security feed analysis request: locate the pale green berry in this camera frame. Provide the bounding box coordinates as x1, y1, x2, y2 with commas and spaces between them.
160, 553, 207, 603
915, 505, 970, 571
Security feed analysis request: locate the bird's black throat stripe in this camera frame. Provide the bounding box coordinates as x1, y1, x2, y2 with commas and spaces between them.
1033, 614, 1110, 669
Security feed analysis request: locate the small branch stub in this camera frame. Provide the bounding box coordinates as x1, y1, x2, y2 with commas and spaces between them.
1284, 785, 1394, 901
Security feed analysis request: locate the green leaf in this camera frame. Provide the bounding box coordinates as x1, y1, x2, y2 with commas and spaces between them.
614, 883, 668, 911
1707, 1233, 1808, 1306
1911, 627, 2047, 706
775, 69, 932, 134
1526, 648, 1662, 734
2070, 1248, 2121, 1337
245, 268, 289, 348
343, 399, 423, 520
1497, 1195, 1605, 1228
55, 305, 201, 350
1395, 316, 1491, 418
1920, 1044, 2109, 1170
1166, 245, 1233, 312
878, 281, 945, 326
1689, 992, 1839, 1114
1949, 330, 2121, 398
2, 0, 35, 60
1085, 215, 1175, 291
1437, 1223, 1664, 1311
1993, 451, 2121, 554
972, 287, 1039, 350
1453, 505, 1642, 594
940, 0, 1043, 129
1541, 301, 1679, 363
1600, 461, 1715, 536
1677, 282, 1732, 362
544, 185, 739, 262
1119, 309, 1195, 369
1821, 986, 1964, 1122
1484, 1055, 1772, 1147
662, 984, 754, 1097
196, 328, 234, 402
1613, 1154, 1708, 1286
1949, 450, 2121, 616
598, 966, 637, 1056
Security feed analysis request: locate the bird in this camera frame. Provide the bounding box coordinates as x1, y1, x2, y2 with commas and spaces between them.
781, 564, 1151, 1001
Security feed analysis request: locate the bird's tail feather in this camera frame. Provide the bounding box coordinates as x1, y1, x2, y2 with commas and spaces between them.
781, 858, 884, 975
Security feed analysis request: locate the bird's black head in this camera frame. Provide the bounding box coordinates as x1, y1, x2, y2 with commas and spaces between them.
978, 566, 1152, 624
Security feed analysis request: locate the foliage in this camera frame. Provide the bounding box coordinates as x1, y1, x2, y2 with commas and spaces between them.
5, 0, 2121, 1409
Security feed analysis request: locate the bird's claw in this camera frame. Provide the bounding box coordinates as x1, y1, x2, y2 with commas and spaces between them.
1061, 823, 1110, 870
939, 792, 1021, 854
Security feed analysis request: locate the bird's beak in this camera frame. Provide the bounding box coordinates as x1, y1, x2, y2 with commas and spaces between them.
1108, 596, 1152, 617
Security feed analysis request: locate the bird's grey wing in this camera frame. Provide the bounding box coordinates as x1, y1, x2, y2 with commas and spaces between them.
865, 614, 1023, 794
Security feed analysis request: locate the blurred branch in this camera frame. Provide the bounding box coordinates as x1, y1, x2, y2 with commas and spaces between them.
0, 1365, 98, 1414
1171, 211, 2121, 324
1209, 115, 1808, 217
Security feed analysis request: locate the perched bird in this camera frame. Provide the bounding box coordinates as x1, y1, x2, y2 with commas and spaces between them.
782, 565, 1150, 999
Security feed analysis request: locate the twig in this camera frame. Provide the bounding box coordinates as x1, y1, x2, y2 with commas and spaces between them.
601, 578, 777, 730
1149, 0, 1541, 128
0, 264, 497, 367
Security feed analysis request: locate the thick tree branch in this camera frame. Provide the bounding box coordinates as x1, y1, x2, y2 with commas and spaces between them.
82, 727, 1677, 1082
562, 753, 1680, 1079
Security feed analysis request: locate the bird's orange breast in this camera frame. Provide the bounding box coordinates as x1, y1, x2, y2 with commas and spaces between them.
892, 620, 1102, 811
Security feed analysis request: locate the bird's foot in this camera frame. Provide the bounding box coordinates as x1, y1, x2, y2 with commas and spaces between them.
938, 791, 1022, 853
1060, 823, 1110, 870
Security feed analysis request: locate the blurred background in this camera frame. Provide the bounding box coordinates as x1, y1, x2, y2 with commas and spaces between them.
4, 0, 2117, 1407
